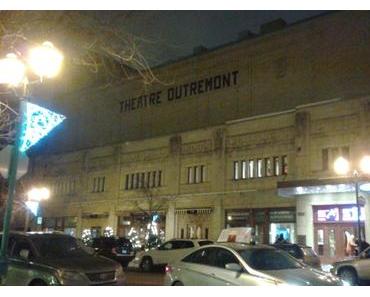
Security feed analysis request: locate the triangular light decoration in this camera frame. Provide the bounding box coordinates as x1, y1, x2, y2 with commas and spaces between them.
19, 102, 66, 152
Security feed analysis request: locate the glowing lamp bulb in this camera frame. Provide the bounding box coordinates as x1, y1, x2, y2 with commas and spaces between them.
28, 41, 63, 79
0, 53, 26, 86
360, 155, 370, 175
334, 157, 350, 176
40, 187, 50, 200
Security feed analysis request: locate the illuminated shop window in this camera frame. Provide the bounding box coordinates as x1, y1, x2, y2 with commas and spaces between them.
342, 207, 365, 222
317, 208, 339, 222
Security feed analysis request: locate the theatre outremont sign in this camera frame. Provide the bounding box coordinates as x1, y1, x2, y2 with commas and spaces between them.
119, 70, 239, 113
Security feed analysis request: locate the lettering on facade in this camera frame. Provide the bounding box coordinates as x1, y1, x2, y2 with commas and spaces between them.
181, 140, 213, 155
119, 70, 239, 113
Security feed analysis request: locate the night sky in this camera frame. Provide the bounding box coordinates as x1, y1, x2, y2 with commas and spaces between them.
122, 11, 329, 66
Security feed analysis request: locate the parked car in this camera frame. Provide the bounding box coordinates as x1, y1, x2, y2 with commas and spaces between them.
91, 236, 135, 268
331, 246, 370, 285
129, 238, 213, 272
0, 232, 126, 285
272, 243, 321, 269
164, 243, 343, 286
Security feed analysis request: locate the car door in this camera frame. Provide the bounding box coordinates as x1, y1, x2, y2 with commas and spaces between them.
357, 248, 370, 280
151, 240, 177, 265
5, 236, 36, 285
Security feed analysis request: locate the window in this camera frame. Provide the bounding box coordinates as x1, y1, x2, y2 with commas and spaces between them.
187, 167, 193, 184
146, 172, 151, 188
214, 248, 240, 269
188, 165, 206, 184
135, 173, 140, 189
92, 176, 106, 193
257, 159, 263, 178
241, 160, 247, 179
140, 173, 145, 188
233, 161, 240, 180
158, 170, 162, 187
248, 160, 254, 178
200, 165, 206, 183
182, 247, 217, 266
125, 174, 129, 190
273, 157, 280, 176
130, 174, 135, 189
282, 155, 288, 175
265, 158, 272, 177
322, 149, 329, 171
152, 171, 157, 188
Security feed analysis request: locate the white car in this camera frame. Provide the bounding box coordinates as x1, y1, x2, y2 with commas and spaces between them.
129, 239, 212, 272
164, 243, 343, 286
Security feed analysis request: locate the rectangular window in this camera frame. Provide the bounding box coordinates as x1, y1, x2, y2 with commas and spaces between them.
125, 174, 129, 190
248, 160, 254, 178
241, 160, 247, 179
322, 148, 329, 171
146, 172, 151, 188
101, 177, 105, 192
130, 174, 135, 189
282, 155, 288, 175
187, 167, 193, 184
152, 171, 157, 188
233, 161, 239, 180
195, 166, 201, 183
140, 172, 145, 189
158, 170, 162, 187
93, 178, 97, 192
265, 158, 272, 177
200, 165, 206, 183
273, 157, 280, 176
135, 173, 140, 189
257, 159, 263, 178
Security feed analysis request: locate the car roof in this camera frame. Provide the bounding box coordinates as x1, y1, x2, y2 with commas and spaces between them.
273, 243, 312, 249
0, 231, 71, 238
169, 238, 212, 242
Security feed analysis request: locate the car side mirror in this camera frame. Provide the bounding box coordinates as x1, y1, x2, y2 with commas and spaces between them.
225, 263, 243, 272
19, 249, 30, 261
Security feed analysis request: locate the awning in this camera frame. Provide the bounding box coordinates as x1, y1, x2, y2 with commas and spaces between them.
277, 177, 370, 197
175, 208, 213, 215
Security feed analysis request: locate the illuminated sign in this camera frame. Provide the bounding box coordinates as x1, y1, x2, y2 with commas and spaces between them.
342, 207, 365, 222
317, 208, 339, 222
19, 102, 66, 152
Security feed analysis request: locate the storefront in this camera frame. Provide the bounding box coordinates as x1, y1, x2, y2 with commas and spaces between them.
117, 212, 166, 248
175, 208, 212, 239
225, 208, 296, 244
43, 216, 77, 236
278, 178, 370, 264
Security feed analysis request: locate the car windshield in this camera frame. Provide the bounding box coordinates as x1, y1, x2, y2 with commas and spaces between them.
32, 235, 88, 258
238, 248, 303, 271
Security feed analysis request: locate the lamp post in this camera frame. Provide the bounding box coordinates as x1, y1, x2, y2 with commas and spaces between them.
0, 42, 63, 279
334, 156, 370, 253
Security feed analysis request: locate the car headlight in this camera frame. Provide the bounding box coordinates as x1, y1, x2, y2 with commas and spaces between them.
57, 270, 85, 282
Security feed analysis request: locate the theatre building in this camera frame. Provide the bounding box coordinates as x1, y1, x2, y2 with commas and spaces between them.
25, 11, 370, 263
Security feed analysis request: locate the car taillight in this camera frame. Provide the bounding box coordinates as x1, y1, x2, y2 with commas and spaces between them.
165, 265, 172, 273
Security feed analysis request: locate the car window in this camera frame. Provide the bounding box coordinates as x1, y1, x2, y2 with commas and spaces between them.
178, 241, 195, 249
11, 239, 34, 259
182, 247, 217, 266
214, 248, 240, 269
161, 241, 174, 250
198, 240, 213, 246
302, 247, 317, 257
238, 248, 303, 271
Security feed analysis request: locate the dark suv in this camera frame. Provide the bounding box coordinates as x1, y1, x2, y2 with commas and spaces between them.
91, 237, 135, 268
273, 243, 321, 269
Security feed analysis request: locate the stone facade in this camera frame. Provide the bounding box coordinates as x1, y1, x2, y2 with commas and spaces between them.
24, 12, 370, 262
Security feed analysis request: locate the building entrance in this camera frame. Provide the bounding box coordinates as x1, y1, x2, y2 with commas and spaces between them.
313, 205, 366, 264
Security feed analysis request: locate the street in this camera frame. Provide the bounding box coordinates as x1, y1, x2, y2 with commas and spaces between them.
124, 268, 165, 286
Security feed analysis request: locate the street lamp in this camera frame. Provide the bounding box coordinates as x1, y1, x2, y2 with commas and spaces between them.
0, 41, 63, 279
334, 155, 369, 253
24, 187, 50, 231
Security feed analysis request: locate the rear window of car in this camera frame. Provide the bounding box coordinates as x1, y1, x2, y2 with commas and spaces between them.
198, 240, 213, 246
302, 247, 317, 257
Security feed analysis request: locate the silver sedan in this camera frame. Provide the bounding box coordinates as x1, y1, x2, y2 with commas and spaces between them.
164, 243, 343, 286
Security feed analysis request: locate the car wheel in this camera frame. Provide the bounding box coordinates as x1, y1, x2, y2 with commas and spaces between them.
173, 281, 184, 286
29, 279, 47, 286
141, 257, 153, 272
339, 268, 358, 285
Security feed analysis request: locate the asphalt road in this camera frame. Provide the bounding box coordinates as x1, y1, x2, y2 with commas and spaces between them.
124, 268, 165, 286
